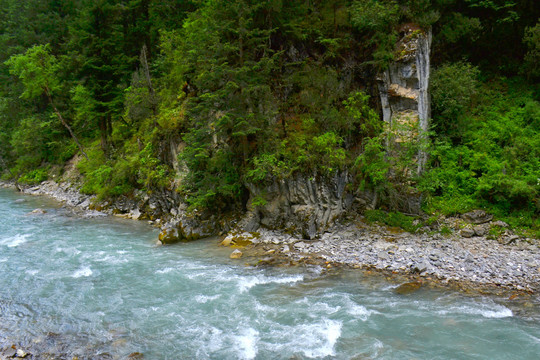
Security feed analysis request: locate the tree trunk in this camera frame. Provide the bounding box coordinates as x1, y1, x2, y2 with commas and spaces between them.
140, 44, 158, 122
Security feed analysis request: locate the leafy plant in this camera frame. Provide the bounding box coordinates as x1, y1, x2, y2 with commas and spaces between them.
364, 209, 421, 233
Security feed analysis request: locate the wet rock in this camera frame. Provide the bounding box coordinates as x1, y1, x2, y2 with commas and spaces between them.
395, 281, 422, 295
220, 237, 233, 246
230, 249, 243, 259
130, 208, 141, 220
460, 228, 475, 238
16, 349, 28, 358
2, 346, 17, 358
158, 225, 179, 245
461, 210, 493, 224
128, 352, 144, 359
220, 232, 256, 247
29, 208, 47, 215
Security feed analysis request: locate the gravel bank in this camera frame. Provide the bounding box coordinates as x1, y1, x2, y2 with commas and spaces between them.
235, 220, 540, 295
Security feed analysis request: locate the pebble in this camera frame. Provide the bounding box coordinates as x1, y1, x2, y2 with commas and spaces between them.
16, 349, 28, 358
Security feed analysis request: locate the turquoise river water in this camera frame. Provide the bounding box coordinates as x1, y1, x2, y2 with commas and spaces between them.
0, 188, 539, 359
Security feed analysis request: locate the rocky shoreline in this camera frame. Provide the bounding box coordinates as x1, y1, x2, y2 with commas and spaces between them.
2, 179, 539, 297
232, 222, 540, 296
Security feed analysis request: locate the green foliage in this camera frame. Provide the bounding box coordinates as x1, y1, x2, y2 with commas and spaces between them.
246, 117, 348, 184
430, 61, 480, 139
251, 195, 267, 208
355, 135, 389, 192
0, 0, 538, 239
350, 0, 399, 32
17, 168, 49, 185
364, 209, 421, 233
350, 0, 399, 69
343, 91, 382, 139
439, 12, 482, 44
5, 44, 60, 99
423, 77, 540, 231
522, 22, 540, 81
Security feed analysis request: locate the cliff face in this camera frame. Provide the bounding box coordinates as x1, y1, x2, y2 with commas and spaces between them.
146, 27, 434, 243
155, 26, 434, 243
242, 172, 354, 239
378, 25, 432, 174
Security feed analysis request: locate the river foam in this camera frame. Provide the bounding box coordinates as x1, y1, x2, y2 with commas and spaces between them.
300, 319, 342, 358
438, 302, 513, 319
1, 233, 30, 248
236, 328, 259, 360
237, 274, 304, 293
72, 266, 93, 278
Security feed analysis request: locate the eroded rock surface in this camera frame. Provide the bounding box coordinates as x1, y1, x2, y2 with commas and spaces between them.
244, 172, 353, 239
378, 25, 431, 173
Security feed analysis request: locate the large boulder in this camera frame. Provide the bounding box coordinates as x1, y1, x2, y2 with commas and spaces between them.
158, 213, 218, 245
158, 224, 179, 244
461, 210, 493, 224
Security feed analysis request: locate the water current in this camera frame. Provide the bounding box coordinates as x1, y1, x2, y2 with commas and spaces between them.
1, 188, 539, 359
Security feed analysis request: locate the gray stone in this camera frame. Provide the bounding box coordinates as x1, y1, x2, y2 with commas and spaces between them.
378, 26, 431, 177
461, 210, 493, 224
2, 347, 16, 358
411, 261, 432, 274
29, 208, 47, 215
491, 220, 509, 228
460, 228, 475, 238
473, 225, 487, 237
505, 235, 520, 245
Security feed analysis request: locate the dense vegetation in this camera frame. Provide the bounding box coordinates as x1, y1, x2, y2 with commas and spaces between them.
0, 0, 538, 234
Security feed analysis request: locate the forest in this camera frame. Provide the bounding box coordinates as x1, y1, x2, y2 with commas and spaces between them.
0, 0, 538, 235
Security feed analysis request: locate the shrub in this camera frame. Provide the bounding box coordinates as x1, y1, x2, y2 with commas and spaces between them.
18, 168, 48, 185
364, 209, 421, 233
430, 61, 480, 140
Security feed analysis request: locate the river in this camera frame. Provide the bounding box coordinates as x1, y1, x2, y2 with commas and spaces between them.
0, 188, 539, 359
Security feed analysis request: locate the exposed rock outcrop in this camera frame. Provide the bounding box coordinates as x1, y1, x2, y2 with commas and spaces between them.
242, 172, 354, 239
378, 24, 432, 174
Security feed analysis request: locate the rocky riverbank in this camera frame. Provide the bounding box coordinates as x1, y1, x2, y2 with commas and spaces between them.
228, 220, 540, 295
2, 179, 539, 296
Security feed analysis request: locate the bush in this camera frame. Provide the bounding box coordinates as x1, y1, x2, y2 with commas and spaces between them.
364, 209, 421, 233
423, 77, 539, 232
18, 168, 48, 185
430, 61, 480, 140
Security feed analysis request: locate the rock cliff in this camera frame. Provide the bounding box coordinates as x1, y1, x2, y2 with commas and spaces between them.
241, 172, 354, 239
378, 25, 431, 174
